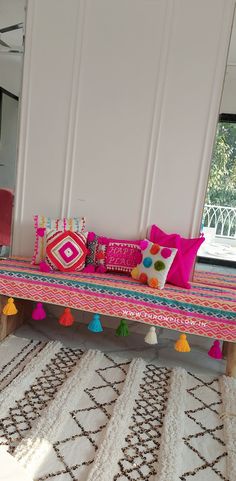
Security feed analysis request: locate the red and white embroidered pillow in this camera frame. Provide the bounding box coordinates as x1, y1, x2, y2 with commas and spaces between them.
46, 230, 88, 272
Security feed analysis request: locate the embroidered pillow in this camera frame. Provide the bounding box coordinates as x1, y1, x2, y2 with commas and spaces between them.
84, 234, 142, 274
105, 240, 142, 273
46, 230, 88, 272
131, 239, 177, 289
149, 225, 205, 289
98, 236, 142, 273
85, 232, 99, 267
83, 232, 105, 273
33, 215, 86, 264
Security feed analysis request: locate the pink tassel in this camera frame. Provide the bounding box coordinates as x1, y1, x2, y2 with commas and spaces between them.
208, 340, 222, 359
83, 265, 95, 273
32, 303, 46, 320
96, 265, 107, 274
140, 239, 148, 250
37, 227, 46, 237
39, 261, 52, 273
87, 232, 96, 242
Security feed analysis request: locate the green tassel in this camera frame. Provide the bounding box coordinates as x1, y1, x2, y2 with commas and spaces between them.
116, 319, 129, 337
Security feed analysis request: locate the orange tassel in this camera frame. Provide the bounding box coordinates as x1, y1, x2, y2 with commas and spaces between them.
59, 308, 74, 327
3, 298, 18, 316
175, 334, 191, 352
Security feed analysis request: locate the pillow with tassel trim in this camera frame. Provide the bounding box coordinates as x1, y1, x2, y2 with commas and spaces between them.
32, 215, 86, 264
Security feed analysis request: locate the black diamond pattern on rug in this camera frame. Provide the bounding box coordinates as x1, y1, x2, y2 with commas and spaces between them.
0, 347, 83, 453
113, 365, 171, 481
180, 372, 228, 481
34, 353, 131, 481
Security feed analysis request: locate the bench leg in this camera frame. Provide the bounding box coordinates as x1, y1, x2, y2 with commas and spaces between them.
222, 341, 228, 359
225, 341, 236, 378
0, 296, 33, 341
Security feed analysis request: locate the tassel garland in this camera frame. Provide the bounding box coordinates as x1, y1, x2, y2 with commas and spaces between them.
175, 334, 191, 352
116, 319, 129, 337
88, 314, 103, 332
3, 297, 18, 316
208, 340, 222, 359
32, 303, 46, 321
59, 308, 75, 327
144, 326, 158, 345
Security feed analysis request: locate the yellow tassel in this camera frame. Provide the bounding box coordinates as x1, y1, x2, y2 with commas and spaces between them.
3, 297, 18, 316
175, 334, 191, 352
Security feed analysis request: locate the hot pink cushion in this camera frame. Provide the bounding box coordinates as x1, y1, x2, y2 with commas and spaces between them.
105, 240, 142, 273
149, 225, 205, 289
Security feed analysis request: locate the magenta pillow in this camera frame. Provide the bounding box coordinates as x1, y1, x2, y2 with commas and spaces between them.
105, 239, 142, 273
149, 225, 205, 289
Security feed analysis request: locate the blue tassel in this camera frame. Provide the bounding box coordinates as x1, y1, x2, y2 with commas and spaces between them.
88, 313, 103, 333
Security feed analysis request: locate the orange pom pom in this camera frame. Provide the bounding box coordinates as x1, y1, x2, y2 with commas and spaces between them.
150, 243, 160, 255
148, 277, 159, 288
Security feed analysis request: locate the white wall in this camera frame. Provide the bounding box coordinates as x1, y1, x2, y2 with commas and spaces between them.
13, 0, 235, 256
0, 94, 19, 190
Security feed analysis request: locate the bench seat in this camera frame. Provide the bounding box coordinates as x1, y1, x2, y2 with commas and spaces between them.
0, 258, 235, 342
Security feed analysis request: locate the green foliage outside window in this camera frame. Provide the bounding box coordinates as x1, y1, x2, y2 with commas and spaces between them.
205, 122, 236, 207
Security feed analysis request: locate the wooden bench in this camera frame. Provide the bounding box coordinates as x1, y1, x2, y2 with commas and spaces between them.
0, 258, 235, 376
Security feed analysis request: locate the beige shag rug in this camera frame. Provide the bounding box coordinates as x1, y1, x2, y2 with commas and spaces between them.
0, 335, 235, 481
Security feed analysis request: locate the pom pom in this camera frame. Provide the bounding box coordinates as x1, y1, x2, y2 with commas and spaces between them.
139, 273, 148, 284
161, 247, 172, 259
131, 267, 140, 280
148, 277, 159, 288
150, 243, 160, 255
32, 303, 46, 321
144, 326, 158, 344
37, 227, 46, 237
96, 265, 107, 274
3, 298, 18, 316
175, 334, 191, 352
87, 232, 96, 242
39, 261, 52, 273
208, 340, 222, 359
83, 265, 95, 273
88, 314, 103, 332
116, 319, 129, 337
59, 307, 74, 327
140, 239, 148, 251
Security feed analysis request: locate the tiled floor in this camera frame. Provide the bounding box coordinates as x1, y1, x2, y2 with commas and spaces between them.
15, 313, 226, 378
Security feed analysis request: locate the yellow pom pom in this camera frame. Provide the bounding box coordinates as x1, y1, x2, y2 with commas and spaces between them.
175, 334, 191, 352
131, 267, 140, 280
3, 297, 18, 316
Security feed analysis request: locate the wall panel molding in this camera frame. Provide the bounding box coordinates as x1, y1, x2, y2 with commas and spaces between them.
60, 0, 86, 218
138, 0, 175, 236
